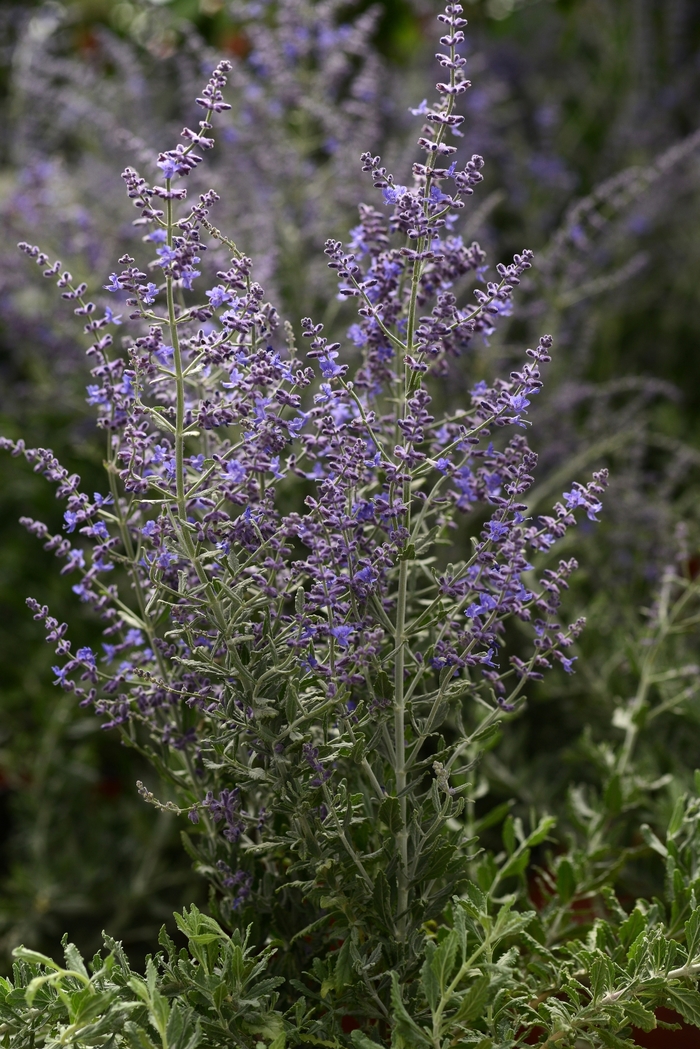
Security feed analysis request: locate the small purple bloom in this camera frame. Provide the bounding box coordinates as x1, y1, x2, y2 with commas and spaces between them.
226, 460, 247, 483
141, 282, 159, 305
206, 285, 233, 308
331, 625, 353, 648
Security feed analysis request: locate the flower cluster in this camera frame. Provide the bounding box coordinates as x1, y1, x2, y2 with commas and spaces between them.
4, 5, 605, 946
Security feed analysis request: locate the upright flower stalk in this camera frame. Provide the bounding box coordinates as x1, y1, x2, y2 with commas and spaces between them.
4, 2, 608, 1018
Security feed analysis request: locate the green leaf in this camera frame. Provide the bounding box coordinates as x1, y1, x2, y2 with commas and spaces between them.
617, 908, 645, 953
556, 859, 576, 904
668, 794, 687, 837
123, 1021, 160, 1049
72, 990, 119, 1025
460, 881, 488, 917
640, 824, 668, 858
666, 986, 700, 1028
351, 1032, 381, 1049
596, 1029, 637, 1048
333, 938, 354, 992
62, 941, 88, 980
473, 801, 512, 835
452, 975, 490, 1025
499, 847, 531, 881
686, 908, 700, 961
415, 843, 456, 882
622, 999, 656, 1032
421, 941, 439, 1012
105, 931, 134, 973
431, 931, 458, 993
12, 946, 61, 970
604, 773, 623, 815
372, 872, 395, 933
379, 797, 403, 836
589, 955, 614, 1001
373, 670, 393, 703
470, 721, 501, 745
25, 974, 59, 1007
502, 815, 516, 856
524, 815, 557, 848
389, 971, 432, 1049
185, 933, 222, 946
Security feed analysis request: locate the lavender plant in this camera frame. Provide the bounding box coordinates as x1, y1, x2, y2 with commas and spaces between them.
8, 4, 700, 1046
4, 0, 605, 999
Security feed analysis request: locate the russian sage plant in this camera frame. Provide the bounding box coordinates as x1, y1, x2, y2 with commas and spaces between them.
30, 6, 700, 1040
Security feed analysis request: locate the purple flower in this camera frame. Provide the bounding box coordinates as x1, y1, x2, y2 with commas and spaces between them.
157, 157, 179, 179
347, 323, 368, 347
76, 646, 95, 666
382, 184, 408, 205
140, 282, 159, 305
486, 519, 509, 542
409, 99, 430, 116
226, 460, 247, 483
156, 245, 178, 267
331, 625, 353, 648
103, 274, 123, 292
319, 352, 343, 378
206, 285, 233, 308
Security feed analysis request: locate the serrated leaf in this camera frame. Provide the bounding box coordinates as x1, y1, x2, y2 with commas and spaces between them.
596, 1028, 637, 1048
123, 1021, 160, 1049
105, 931, 133, 973
333, 938, 354, 992
431, 931, 458, 992
686, 909, 700, 961
62, 942, 88, 980
640, 824, 668, 858
502, 815, 516, 856
473, 801, 512, 835
421, 941, 439, 1012
617, 908, 645, 953
25, 974, 58, 1007
72, 990, 119, 1024
379, 797, 402, 836
525, 815, 556, 848
622, 999, 656, 1032
668, 795, 687, 837
461, 881, 488, 916
12, 946, 61, 970
470, 721, 501, 745
666, 986, 700, 1028
453, 975, 490, 1025
604, 773, 623, 815
590, 955, 614, 1001
556, 859, 576, 904
372, 872, 395, 933
390, 971, 432, 1048
351, 1032, 381, 1049
499, 847, 531, 881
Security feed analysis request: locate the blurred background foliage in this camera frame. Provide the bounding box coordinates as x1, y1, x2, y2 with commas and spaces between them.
1, 0, 700, 971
